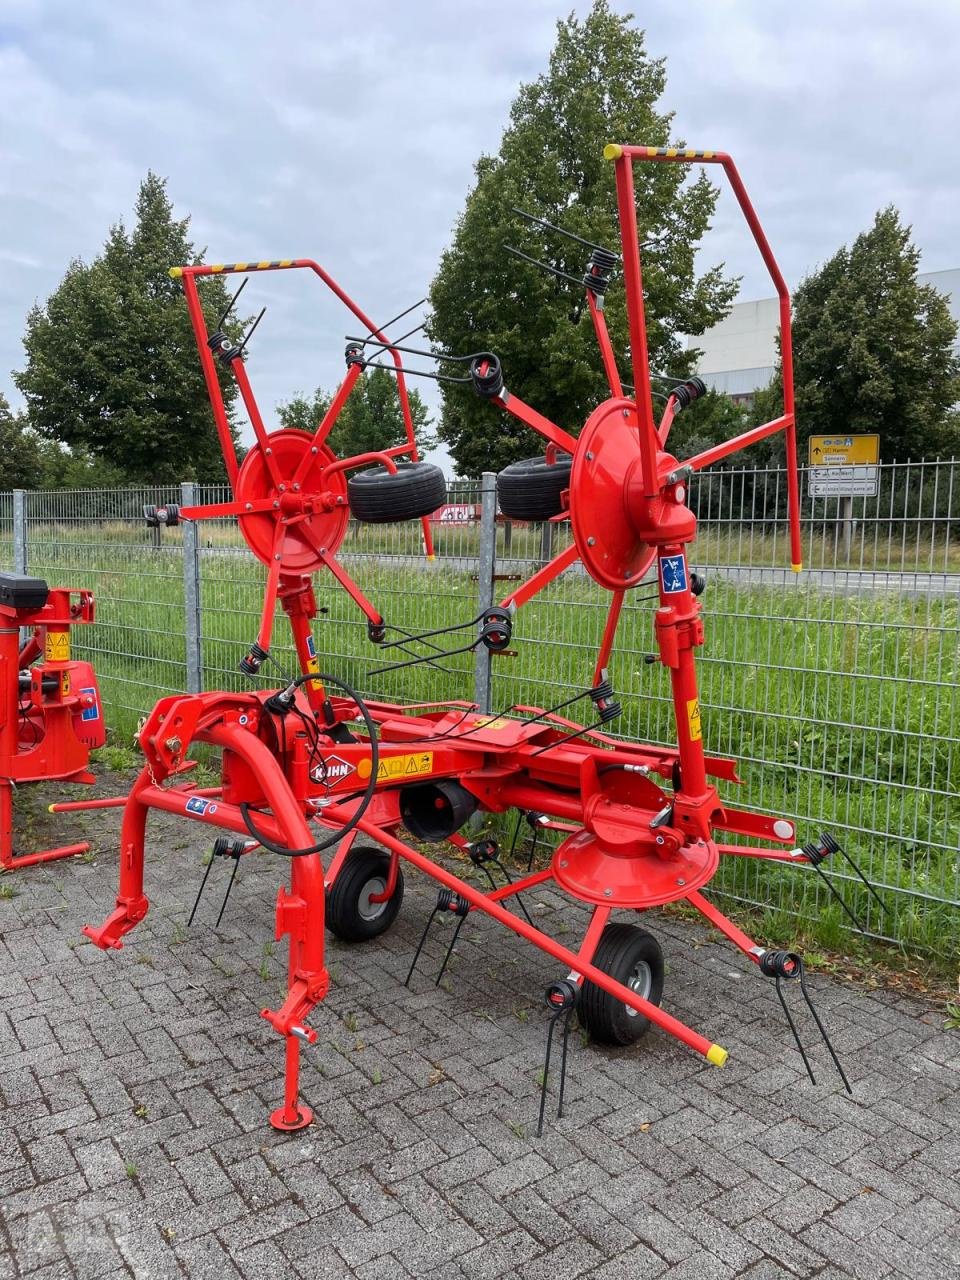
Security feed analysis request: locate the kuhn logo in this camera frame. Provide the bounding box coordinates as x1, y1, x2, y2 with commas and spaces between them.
311, 754, 355, 785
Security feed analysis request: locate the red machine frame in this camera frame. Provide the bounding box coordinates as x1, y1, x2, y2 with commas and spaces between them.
1, 582, 106, 869
85, 146, 851, 1132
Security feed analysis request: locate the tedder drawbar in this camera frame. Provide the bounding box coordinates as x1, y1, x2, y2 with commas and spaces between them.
86, 145, 879, 1133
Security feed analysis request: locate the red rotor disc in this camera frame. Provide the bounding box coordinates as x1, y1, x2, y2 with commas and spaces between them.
235, 430, 349, 572
551, 828, 719, 908
570, 398, 676, 590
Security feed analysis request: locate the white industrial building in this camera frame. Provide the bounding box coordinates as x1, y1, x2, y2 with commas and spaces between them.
690, 268, 960, 404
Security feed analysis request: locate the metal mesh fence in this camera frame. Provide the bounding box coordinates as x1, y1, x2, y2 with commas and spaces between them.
0, 492, 13, 572
22, 486, 187, 730
192, 480, 484, 709
7, 459, 958, 951
489, 460, 959, 950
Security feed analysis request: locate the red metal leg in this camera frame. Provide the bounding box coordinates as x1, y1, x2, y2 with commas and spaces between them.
573, 904, 612, 972
324, 827, 358, 888
82, 771, 151, 947
292, 362, 364, 483
685, 888, 763, 965
587, 292, 623, 398
592, 590, 625, 684
48, 795, 128, 813
501, 543, 579, 610
271, 1034, 314, 1131
318, 551, 383, 626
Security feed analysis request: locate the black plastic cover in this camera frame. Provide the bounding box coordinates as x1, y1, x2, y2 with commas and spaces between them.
0, 572, 49, 611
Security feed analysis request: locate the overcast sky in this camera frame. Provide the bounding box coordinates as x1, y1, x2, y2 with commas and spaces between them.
2, 0, 959, 473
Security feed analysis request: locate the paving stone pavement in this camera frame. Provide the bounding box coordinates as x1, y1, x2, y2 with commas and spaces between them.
1, 779, 958, 1279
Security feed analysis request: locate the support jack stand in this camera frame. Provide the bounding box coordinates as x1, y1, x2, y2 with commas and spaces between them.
270, 1030, 315, 1132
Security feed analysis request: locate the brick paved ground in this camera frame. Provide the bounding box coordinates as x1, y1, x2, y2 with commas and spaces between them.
1, 778, 958, 1279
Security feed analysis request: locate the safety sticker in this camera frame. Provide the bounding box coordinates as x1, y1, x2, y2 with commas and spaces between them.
185, 796, 210, 815
374, 751, 434, 782
310, 754, 355, 785
472, 716, 512, 730
45, 630, 70, 662
686, 697, 702, 742
659, 554, 688, 594
304, 634, 322, 687
80, 685, 99, 721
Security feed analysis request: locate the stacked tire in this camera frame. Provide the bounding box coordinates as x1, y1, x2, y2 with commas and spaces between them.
347, 462, 446, 523
496, 453, 572, 520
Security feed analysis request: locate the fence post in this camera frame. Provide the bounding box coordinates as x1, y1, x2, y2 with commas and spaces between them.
538, 519, 554, 568
13, 490, 26, 573
181, 482, 203, 694
473, 472, 497, 715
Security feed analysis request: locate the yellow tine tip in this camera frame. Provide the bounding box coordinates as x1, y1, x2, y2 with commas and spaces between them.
47, 804, 55, 813
603, 143, 623, 161
168, 267, 183, 278
791, 562, 803, 573
707, 1044, 729, 1067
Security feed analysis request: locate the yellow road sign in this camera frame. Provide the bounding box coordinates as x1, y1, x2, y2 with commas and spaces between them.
808, 434, 879, 466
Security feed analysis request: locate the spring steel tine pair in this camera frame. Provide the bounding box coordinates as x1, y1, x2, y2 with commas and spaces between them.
760, 952, 852, 1094
537, 980, 578, 1137
187, 838, 251, 929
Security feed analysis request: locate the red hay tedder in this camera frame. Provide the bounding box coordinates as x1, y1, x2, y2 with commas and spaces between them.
84, 145, 874, 1132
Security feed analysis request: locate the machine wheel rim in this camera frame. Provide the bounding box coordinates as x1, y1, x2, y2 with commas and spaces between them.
358, 876, 388, 921
624, 959, 653, 1016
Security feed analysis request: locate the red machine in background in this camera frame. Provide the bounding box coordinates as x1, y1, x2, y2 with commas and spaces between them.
85, 145, 873, 1133
0, 574, 105, 870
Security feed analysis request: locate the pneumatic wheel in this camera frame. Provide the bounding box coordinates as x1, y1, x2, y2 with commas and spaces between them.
325, 845, 404, 942
496, 453, 572, 520
578, 923, 664, 1045
347, 462, 446, 523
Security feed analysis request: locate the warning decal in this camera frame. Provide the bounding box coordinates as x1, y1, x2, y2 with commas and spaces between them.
686, 698, 702, 742
659, 554, 688, 595
45, 630, 70, 662
374, 751, 434, 782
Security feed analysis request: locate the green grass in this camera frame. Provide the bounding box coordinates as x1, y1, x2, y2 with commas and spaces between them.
21, 524, 960, 958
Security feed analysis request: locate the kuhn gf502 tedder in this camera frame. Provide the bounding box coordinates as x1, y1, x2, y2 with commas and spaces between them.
85, 145, 879, 1132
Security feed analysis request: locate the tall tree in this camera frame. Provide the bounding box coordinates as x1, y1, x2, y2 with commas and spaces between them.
752, 206, 960, 462
428, 0, 737, 476
0, 394, 42, 490
277, 367, 435, 460
14, 174, 240, 483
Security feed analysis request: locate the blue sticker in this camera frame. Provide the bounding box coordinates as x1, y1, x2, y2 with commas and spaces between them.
306, 634, 317, 658
186, 797, 209, 815
80, 686, 100, 722
659, 555, 688, 594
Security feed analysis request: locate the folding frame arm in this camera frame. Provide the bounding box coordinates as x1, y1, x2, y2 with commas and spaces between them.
603, 145, 803, 570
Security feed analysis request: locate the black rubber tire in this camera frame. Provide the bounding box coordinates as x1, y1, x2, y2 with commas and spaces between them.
578, 923, 665, 1046
496, 453, 572, 520
325, 845, 404, 942
347, 462, 446, 524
